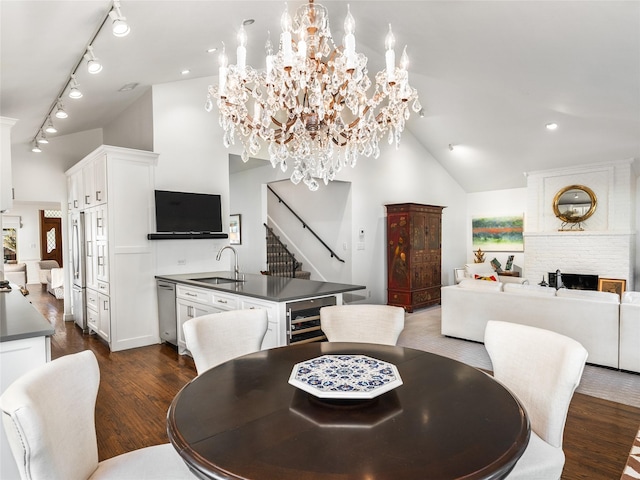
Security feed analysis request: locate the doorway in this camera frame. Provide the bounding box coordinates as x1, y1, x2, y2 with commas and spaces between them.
40, 210, 63, 267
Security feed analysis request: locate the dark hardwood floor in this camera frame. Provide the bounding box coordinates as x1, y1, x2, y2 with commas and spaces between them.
27, 285, 639, 479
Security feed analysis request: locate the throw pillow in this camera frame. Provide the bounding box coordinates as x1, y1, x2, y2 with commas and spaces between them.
474, 274, 498, 282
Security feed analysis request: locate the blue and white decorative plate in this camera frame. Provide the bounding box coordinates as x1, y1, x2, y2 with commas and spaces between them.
288, 355, 403, 399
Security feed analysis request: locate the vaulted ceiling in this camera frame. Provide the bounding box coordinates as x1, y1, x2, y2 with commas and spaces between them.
1, 1, 638, 192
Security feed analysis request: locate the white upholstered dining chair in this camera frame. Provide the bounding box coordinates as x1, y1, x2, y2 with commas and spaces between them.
320, 304, 405, 346
183, 309, 268, 375
484, 320, 588, 480
0, 350, 194, 480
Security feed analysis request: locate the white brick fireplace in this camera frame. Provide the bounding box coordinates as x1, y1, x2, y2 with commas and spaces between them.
524, 160, 636, 290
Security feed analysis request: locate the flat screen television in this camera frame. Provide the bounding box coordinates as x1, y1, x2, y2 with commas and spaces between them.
154, 190, 223, 233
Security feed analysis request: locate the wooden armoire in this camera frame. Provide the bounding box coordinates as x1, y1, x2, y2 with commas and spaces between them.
385, 203, 444, 312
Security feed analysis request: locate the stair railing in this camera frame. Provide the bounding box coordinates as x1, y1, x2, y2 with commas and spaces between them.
264, 223, 300, 278
267, 185, 345, 263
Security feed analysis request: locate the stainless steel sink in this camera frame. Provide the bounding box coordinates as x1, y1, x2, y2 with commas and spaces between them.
190, 277, 243, 285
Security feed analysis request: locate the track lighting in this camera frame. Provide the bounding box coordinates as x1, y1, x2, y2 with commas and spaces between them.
109, 1, 130, 37
44, 117, 57, 134
54, 100, 68, 119
84, 45, 103, 74
68, 75, 83, 99
32, 0, 132, 148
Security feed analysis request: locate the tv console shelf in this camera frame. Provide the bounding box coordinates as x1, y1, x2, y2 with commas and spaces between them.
147, 233, 229, 240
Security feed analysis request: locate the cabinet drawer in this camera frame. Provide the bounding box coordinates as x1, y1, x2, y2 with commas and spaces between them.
86, 289, 99, 311
177, 285, 211, 304
87, 308, 99, 330
212, 291, 239, 311
388, 291, 411, 306
242, 298, 277, 322
96, 281, 109, 295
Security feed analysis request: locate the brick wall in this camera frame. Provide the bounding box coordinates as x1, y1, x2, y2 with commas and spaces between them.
524, 160, 635, 290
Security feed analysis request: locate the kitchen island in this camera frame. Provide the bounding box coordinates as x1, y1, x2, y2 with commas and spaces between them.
1, 285, 55, 479
155, 272, 365, 353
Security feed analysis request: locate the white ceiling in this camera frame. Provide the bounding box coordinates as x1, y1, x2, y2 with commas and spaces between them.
1, 1, 639, 192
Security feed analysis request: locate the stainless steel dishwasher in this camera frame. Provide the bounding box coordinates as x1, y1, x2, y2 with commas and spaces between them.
157, 280, 177, 346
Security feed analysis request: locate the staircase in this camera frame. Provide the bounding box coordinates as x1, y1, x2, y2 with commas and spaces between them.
264, 226, 311, 279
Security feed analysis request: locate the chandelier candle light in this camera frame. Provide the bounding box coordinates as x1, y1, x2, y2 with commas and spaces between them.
207, 1, 421, 191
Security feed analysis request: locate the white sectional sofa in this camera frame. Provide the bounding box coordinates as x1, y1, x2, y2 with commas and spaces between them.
620, 292, 640, 373
441, 279, 622, 369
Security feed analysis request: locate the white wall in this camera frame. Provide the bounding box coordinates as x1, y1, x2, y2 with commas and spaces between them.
466, 188, 527, 271
2, 202, 61, 283
268, 179, 352, 283
227, 120, 469, 303
151, 76, 240, 275
12, 129, 103, 205
103, 89, 154, 151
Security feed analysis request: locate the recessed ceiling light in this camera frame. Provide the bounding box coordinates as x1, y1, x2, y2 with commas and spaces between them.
546, 123, 558, 130
207, 47, 218, 53
181, 69, 190, 75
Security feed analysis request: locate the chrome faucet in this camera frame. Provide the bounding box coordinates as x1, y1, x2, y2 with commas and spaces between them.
216, 245, 240, 279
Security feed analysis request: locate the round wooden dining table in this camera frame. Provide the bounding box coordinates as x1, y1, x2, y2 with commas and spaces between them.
167, 342, 529, 480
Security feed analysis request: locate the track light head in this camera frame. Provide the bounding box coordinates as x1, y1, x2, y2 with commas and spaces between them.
54, 100, 68, 119
84, 45, 103, 74
45, 117, 57, 134
109, 1, 130, 37
37, 130, 49, 144
68, 75, 83, 99
31, 140, 42, 153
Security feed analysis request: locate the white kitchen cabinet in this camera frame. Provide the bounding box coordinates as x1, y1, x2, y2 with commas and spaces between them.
93, 154, 108, 205
97, 292, 110, 341
241, 297, 279, 349
176, 299, 217, 355
82, 160, 95, 208
0, 117, 17, 212
67, 170, 83, 212
66, 146, 158, 352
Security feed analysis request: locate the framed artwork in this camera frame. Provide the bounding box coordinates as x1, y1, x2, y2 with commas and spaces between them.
229, 214, 241, 245
472, 215, 524, 252
597, 278, 626, 298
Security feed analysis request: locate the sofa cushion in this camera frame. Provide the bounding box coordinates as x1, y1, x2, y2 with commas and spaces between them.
622, 292, 640, 304
464, 263, 495, 277
503, 283, 557, 297
458, 279, 503, 292
556, 288, 619, 303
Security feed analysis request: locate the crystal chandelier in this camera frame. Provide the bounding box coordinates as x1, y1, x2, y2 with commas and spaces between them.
206, 0, 421, 191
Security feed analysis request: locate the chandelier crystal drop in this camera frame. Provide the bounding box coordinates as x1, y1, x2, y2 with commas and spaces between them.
207, 0, 421, 191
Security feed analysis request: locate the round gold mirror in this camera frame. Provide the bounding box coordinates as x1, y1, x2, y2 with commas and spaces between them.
553, 185, 597, 225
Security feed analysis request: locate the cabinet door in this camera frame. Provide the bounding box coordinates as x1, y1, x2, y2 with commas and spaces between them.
84, 209, 96, 289
68, 171, 83, 211
241, 298, 279, 349
94, 154, 108, 205
82, 161, 95, 208
98, 293, 110, 341
96, 241, 109, 283
176, 298, 217, 355
95, 204, 108, 241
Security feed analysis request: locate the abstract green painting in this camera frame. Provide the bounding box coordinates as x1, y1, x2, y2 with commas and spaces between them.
472, 215, 524, 251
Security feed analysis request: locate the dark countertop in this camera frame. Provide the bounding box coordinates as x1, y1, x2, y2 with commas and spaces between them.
0, 285, 55, 342
155, 271, 366, 303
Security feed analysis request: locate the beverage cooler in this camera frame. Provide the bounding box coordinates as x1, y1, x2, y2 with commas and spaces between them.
286, 296, 336, 345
